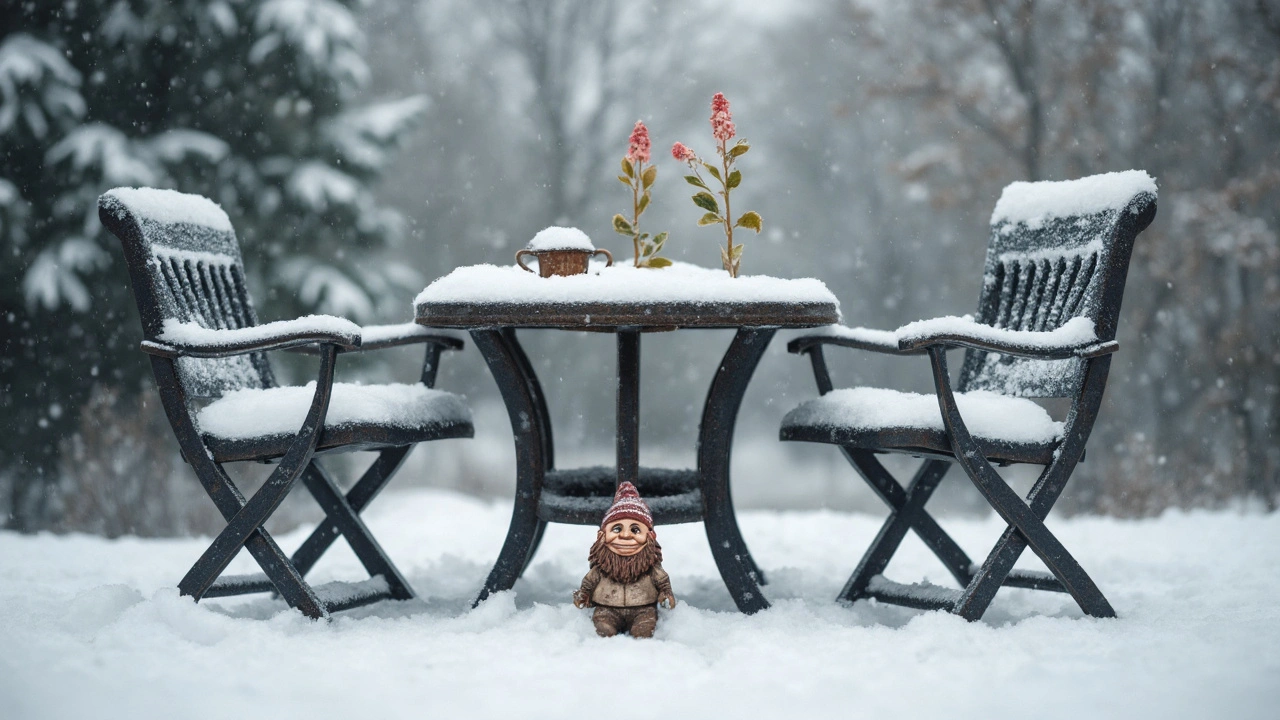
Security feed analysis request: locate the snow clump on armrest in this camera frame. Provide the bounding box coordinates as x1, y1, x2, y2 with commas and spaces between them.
895, 315, 1097, 349
160, 315, 361, 348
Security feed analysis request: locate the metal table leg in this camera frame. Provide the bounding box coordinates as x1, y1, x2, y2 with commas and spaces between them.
697, 327, 776, 613
471, 328, 551, 605
616, 327, 641, 487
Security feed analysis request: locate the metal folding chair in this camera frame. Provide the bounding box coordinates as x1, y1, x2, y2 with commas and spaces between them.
101, 187, 473, 618
781, 172, 1157, 619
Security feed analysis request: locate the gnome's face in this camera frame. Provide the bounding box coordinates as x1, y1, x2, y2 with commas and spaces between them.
601, 519, 651, 556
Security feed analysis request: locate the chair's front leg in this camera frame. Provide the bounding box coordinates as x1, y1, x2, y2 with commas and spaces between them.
957, 354, 1114, 618
927, 347, 1115, 619
178, 345, 338, 609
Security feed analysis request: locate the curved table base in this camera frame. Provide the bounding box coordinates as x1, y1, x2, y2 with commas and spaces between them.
470, 327, 776, 613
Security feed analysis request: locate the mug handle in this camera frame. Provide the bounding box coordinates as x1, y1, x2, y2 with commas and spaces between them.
592, 248, 613, 267
515, 249, 537, 273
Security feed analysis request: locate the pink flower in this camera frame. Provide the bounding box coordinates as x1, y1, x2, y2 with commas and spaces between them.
671, 142, 696, 162
710, 92, 735, 143
627, 120, 651, 164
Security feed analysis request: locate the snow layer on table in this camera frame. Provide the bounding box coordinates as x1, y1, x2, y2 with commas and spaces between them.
896, 315, 1097, 348
525, 226, 595, 252
196, 382, 471, 440
990, 170, 1157, 226
102, 187, 233, 232
781, 387, 1064, 444
415, 261, 839, 307
2, 489, 1277, 720
160, 316, 361, 347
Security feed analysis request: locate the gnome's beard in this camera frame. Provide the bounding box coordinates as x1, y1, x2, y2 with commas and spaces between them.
589, 535, 663, 584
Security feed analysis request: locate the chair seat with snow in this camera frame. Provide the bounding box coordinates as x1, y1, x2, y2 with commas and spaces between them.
101, 188, 474, 619
780, 171, 1157, 620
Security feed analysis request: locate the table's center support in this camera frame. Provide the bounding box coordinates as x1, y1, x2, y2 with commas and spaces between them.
616, 327, 641, 487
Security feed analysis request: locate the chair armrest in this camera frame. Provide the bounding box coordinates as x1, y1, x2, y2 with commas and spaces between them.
142, 316, 362, 358
896, 315, 1114, 359
787, 325, 921, 356
351, 323, 465, 353
284, 323, 466, 355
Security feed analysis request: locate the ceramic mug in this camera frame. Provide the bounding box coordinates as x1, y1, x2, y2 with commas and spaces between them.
516, 248, 613, 277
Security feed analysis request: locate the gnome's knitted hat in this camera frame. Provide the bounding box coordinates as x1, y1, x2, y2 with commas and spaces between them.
601, 481, 653, 530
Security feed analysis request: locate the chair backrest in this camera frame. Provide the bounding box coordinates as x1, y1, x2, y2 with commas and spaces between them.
100, 187, 276, 398
957, 171, 1157, 398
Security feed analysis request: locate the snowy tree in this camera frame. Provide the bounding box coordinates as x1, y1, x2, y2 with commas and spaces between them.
0, 0, 430, 530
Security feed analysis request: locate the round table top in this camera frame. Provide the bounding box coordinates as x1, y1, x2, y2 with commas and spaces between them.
414, 262, 841, 329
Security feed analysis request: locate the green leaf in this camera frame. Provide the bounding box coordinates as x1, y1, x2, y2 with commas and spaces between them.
642, 165, 657, 189
702, 163, 722, 182
731, 243, 745, 259
613, 213, 634, 235
652, 231, 668, 249
697, 212, 721, 227
726, 169, 741, 189
729, 143, 750, 158
645, 257, 673, 268
638, 192, 651, 215
617, 174, 631, 186
735, 211, 763, 233
621, 157, 634, 179
642, 241, 655, 256
684, 175, 708, 189
692, 191, 719, 214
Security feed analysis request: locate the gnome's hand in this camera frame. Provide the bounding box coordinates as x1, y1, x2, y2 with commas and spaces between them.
658, 592, 677, 609
572, 590, 590, 609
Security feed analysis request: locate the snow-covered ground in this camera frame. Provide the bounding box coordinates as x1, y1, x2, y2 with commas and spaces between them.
2, 489, 1277, 719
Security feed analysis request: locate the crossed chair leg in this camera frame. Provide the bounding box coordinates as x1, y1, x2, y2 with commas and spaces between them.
178, 448, 416, 619
837, 348, 1116, 620
838, 447, 1115, 620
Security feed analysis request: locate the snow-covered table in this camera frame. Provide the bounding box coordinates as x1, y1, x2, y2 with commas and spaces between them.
415, 262, 841, 613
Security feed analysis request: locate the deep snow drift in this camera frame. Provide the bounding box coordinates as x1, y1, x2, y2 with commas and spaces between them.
1, 488, 1277, 719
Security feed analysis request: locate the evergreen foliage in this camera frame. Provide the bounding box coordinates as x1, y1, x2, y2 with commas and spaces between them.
0, 0, 428, 529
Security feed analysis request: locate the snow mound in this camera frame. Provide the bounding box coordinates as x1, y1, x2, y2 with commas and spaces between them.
1, 490, 1277, 719
197, 382, 471, 440
102, 187, 233, 233
782, 386, 1064, 444
526, 226, 595, 252
990, 170, 1157, 226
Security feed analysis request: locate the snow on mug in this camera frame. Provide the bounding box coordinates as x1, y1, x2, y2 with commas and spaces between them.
516, 226, 612, 277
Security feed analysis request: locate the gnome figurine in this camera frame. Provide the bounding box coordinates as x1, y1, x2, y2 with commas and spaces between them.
573, 482, 676, 638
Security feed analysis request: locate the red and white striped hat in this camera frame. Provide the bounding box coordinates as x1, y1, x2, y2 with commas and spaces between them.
601, 481, 653, 530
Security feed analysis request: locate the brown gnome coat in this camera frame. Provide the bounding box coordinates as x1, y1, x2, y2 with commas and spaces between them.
578, 563, 672, 608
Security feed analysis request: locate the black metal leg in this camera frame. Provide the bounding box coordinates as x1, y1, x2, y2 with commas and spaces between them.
698, 327, 776, 613
955, 355, 1115, 619
841, 450, 973, 587
928, 348, 1115, 620
471, 328, 550, 606
838, 455, 966, 602
617, 328, 641, 487
297, 461, 414, 600
291, 445, 412, 577
177, 345, 337, 617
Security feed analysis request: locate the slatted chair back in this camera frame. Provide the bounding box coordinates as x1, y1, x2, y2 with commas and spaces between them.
957, 172, 1157, 398
100, 188, 276, 397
